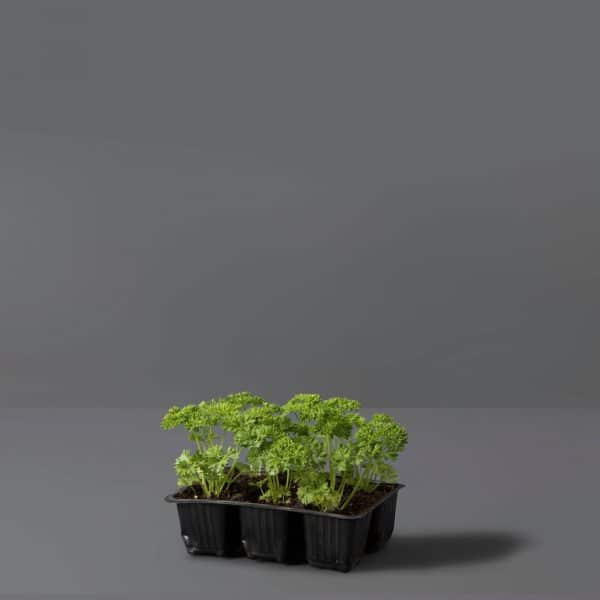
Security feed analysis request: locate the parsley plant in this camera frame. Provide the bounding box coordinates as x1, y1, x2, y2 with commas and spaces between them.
161, 392, 265, 498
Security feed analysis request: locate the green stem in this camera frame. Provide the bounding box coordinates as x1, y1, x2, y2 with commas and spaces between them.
336, 478, 347, 506
325, 435, 335, 488
340, 484, 358, 511
199, 473, 209, 497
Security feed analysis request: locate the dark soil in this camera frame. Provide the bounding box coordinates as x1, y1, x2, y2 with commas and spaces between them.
332, 483, 395, 515
173, 471, 395, 516
174, 472, 263, 503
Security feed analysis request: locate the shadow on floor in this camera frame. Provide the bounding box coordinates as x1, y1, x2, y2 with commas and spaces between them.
360, 531, 531, 571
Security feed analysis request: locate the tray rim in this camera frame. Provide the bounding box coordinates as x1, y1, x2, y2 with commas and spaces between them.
164, 482, 404, 520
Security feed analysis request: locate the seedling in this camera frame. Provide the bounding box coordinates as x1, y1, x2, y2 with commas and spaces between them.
282, 394, 407, 511
161, 392, 265, 498
234, 402, 310, 503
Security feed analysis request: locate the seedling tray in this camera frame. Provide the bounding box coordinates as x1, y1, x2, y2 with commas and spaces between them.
165, 483, 403, 572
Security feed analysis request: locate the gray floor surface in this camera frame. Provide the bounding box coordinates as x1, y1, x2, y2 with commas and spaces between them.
2, 387, 598, 600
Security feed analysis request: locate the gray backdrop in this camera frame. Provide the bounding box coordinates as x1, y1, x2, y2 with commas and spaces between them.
1, 2, 599, 599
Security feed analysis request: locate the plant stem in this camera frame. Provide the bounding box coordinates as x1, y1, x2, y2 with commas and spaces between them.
325, 435, 335, 488
340, 484, 358, 511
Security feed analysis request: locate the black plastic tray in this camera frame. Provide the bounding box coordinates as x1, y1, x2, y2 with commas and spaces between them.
165, 483, 404, 572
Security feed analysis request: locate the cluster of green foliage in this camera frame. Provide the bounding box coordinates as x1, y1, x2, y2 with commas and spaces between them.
161, 392, 407, 511
283, 394, 408, 511
233, 402, 311, 503
160, 392, 264, 498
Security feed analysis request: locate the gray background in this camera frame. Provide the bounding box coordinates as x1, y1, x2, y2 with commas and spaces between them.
1, 1, 599, 599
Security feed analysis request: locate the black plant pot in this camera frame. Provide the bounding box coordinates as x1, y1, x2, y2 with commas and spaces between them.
239, 506, 306, 563
165, 483, 403, 572
365, 487, 400, 553
174, 502, 244, 557
302, 510, 373, 572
